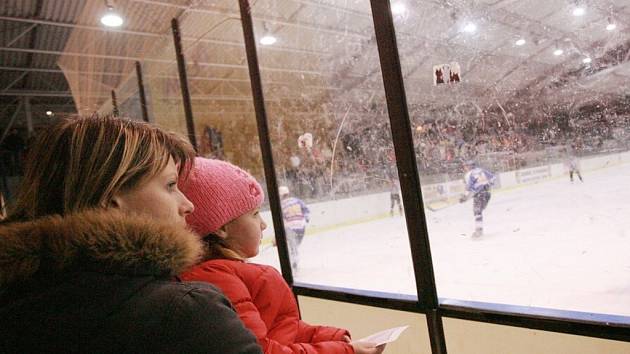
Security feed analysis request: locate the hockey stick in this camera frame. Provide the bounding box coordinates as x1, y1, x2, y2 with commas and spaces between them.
425, 199, 462, 212
425, 204, 451, 212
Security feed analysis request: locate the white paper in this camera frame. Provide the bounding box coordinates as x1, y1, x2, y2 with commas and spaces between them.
356, 325, 409, 346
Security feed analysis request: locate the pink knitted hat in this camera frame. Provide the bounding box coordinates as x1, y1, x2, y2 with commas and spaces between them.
180, 157, 264, 236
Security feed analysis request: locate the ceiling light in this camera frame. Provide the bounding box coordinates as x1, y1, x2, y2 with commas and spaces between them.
572, 7, 586, 17
260, 35, 277, 45
515, 39, 526, 46
582, 57, 592, 64
606, 23, 617, 31
462, 23, 477, 33
46, 110, 53, 116
101, 8, 123, 27
391, 2, 407, 15
553, 49, 564, 56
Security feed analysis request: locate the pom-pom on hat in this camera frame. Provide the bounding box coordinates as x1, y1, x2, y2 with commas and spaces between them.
180, 157, 264, 236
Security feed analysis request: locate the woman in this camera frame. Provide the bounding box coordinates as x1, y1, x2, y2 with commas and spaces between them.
0, 116, 261, 354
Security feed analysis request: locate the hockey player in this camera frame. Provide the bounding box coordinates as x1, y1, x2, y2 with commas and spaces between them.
279, 186, 310, 271
459, 160, 496, 237
389, 178, 403, 216
567, 156, 583, 183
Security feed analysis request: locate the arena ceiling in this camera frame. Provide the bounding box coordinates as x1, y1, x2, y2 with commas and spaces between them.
1, 0, 629, 135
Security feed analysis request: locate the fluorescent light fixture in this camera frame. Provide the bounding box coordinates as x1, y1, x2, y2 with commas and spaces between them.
391, 2, 407, 15
46, 110, 53, 116
101, 9, 123, 27
260, 35, 277, 45
606, 23, 617, 31
462, 22, 477, 33
572, 7, 586, 17
553, 48, 564, 56
582, 57, 592, 64
515, 39, 526, 46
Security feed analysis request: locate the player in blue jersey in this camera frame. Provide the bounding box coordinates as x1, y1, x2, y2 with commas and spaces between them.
459, 160, 496, 237
279, 186, 310, 271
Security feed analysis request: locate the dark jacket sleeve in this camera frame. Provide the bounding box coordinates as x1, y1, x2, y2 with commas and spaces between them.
160, 283, 263, 354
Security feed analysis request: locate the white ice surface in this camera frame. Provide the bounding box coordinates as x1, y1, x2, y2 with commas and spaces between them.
252, 163, 630, 317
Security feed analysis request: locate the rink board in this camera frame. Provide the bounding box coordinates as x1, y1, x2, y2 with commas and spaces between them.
254, 150, 630, 318
261, 150, 630, 243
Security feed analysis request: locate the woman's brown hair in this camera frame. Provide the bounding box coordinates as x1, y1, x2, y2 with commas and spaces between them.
6, 116, 195, 222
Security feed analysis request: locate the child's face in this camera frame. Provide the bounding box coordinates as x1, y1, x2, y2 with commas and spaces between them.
224, 208, 267, 258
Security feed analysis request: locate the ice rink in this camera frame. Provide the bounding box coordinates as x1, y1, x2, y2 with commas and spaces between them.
253, 162, 630, 318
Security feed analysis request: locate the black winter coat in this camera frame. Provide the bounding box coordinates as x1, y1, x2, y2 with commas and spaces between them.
0, 210, 263, 354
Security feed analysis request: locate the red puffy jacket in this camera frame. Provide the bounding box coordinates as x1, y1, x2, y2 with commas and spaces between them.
180, 259, 354, 354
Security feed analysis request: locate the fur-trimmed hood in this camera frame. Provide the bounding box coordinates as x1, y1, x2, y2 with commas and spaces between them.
0, 210, 204, 287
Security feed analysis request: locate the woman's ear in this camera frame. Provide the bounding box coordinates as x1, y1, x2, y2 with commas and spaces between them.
107, 195, 123, 209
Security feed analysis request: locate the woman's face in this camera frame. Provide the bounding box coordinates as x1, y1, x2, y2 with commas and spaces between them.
112, 157, 194, 227
223, 208, 267, 258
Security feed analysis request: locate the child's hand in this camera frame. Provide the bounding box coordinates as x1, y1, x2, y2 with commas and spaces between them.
351, 342, 386, 354
342, 335, 351, 343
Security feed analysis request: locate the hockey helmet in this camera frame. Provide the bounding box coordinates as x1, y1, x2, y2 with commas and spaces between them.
278, 186, 290, 196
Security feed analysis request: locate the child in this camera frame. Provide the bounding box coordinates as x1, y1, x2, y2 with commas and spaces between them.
278, 185, 310, 271
179, 158, 384, 354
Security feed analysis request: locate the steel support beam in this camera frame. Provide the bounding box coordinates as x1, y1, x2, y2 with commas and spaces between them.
0, 90, 105, 97
0, 101, 24, 146
0, 66, 332, 86
1, 72, 28, 93
171, 18, 197, 151
23, 96, 33, 137
0, 46, 331, 76
135, 61, 150, 122
369, 1, 446, 353
0, 15, 328, 57
129, 0, 368, 39
238, 0, 293, 285
4, 23, 37, 47
0, 90, 280, 101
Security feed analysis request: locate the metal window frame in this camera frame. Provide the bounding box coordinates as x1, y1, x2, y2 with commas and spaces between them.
172, 1, 630, 352
135, 61, 150, 123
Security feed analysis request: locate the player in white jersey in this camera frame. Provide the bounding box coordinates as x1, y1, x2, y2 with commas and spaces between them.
389, 179, 403, 216
459, 160, 496, 237
567, 156, 583, 183
279, 186, 310, 271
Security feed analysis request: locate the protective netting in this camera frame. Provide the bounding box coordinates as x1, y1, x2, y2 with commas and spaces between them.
58, 0, 266, 175
177, 3, 261, 172
58, 0, 186, 126
57, 0, 630, 185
